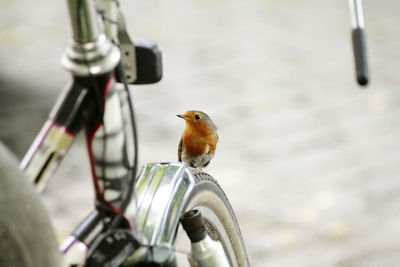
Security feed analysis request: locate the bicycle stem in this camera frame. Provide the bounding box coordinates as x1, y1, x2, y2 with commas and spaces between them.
67, 0, 101, 43
62, 0, 120, 77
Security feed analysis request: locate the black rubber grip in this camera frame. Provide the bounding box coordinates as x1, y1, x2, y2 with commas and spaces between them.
352, 27, 369, 86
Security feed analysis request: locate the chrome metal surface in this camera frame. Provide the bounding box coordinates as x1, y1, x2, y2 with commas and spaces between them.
117, 10, 137, 83
184, 193, 241, 267
133, 162, 195, 246
63, 0, 121, 76
349, 0, 365, 29
67, 0, 100, 43
61, 239, 87, 267
89, 79, 133, 209
97, 0, 119, 42
20, 121, 75, 193
195, 206, 236, 266
188, 236, 230, 267
61, 34, 121, 76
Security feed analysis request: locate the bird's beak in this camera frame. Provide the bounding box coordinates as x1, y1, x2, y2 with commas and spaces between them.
177, 114, 188, 120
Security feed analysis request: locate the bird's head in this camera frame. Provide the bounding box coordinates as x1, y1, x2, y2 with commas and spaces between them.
177, 110, 217, 133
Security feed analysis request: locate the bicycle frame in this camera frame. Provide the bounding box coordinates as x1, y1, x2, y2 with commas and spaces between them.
21, 0, 125, 209
17, 0, 202, 266
18, 1, 234, 266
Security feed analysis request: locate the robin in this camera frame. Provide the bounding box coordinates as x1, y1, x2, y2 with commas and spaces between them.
177, 110, 218, 168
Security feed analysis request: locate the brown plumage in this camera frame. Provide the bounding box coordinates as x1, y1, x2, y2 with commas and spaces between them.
177, 110, 218, 168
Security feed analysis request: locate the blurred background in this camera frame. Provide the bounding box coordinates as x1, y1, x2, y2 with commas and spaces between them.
1, 0, 400, 266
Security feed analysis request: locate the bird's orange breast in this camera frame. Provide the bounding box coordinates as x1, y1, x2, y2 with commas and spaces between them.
183, 123, 217, 158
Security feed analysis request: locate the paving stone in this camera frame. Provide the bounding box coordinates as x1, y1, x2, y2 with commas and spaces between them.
1, 0, 400, 266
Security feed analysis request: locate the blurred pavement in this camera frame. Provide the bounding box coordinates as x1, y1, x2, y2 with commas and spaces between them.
1, 0, 400, 266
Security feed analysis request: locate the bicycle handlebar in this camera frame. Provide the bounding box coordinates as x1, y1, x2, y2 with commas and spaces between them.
348, 0, 369, 87
352, 27, 369, 86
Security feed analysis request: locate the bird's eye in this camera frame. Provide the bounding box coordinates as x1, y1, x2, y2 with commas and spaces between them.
195, 115, 201, 120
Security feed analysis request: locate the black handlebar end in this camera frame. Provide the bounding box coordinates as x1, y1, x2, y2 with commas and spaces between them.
352, 27, 369, 87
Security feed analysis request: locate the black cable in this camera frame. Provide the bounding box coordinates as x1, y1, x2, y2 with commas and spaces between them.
109, 62, 139, 229
76, 0, 109, 226
75, 0, 138, 234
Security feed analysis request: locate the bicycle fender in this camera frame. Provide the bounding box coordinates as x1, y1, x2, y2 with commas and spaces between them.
134, 162, 195, 246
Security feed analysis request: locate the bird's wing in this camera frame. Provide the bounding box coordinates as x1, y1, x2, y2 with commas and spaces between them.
178, 136, 183, 161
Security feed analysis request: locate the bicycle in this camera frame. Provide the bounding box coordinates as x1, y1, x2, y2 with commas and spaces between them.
0, 0, 249, 266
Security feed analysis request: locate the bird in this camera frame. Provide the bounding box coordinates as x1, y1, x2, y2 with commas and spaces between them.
177, 110, 218, 168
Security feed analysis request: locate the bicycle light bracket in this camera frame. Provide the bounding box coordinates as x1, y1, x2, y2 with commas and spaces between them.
116, 9, 163, 85
62, 0, 162, 83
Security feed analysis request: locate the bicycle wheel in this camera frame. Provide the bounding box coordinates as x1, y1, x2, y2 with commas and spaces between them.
135, 162, 249, 266
0, 142, 60, 267
174, 168, 250, 267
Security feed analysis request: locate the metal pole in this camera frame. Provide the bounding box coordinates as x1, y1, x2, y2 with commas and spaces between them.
348, 0, 369, 86
67, 0, 101, 43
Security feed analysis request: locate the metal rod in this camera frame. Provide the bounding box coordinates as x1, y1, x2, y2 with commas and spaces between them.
67, 0, 101, 43
349, 0, 365, 29
348, 0, 369, 86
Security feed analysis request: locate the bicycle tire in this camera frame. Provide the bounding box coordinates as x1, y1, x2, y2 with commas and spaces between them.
176, 168, 250, 267
0, 142, 60, 267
